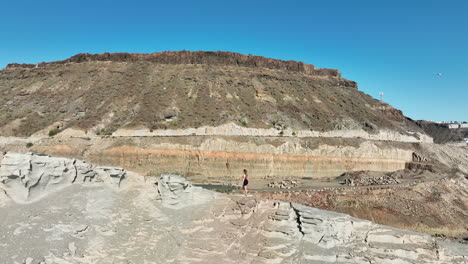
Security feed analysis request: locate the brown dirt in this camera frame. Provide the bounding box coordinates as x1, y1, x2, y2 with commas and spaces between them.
256, 175, 468, 242
0, 51, 421, 136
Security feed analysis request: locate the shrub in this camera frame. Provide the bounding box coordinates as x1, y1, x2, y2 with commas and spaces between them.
241, 120, 248, 127
26, 142, 33, 148
48, 129, 60, 137
279, 130, 284, 136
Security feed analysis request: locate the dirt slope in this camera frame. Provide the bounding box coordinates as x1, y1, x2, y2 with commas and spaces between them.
0, 51, 422, 136
416, 120, 468, 143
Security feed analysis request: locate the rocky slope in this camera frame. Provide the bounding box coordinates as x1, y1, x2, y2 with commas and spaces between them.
416, 120, 468, 144
1, 152, 467, 263
0, 51, 424, 141
258, 172, 468, 242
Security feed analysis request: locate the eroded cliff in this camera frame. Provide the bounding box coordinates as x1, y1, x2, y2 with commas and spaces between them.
0, 136, 423, 179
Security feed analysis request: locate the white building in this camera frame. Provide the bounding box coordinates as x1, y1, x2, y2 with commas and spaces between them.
436, 122, 468, 129
448, 124, 460, 129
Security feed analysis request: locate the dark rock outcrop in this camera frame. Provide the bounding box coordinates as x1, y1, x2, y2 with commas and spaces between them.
6, 51, 346, 79
5, 63, 36, 69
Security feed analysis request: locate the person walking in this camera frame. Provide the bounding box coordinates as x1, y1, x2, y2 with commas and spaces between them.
241, 169, 249, 195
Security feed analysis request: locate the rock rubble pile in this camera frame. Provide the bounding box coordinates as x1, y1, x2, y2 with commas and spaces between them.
343, 175, 400, 186
340, 171, 401, 186
267, 179, 298, 189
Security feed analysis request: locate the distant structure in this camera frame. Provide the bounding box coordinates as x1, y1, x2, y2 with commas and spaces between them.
448, 124, 461, 129
379, 92, 384, 102
437, 122, 468, 129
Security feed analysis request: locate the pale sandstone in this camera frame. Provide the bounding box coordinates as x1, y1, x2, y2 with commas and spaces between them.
0, 136, 417, 178
111, 123, 433, 143
0, 153, 466, 263
56, 127, 89, 138
0, 152, 125, 203
94, 138, 413, 178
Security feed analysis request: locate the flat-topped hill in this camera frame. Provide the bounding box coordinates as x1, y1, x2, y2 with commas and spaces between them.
0, 51, 422, 137
6, 51, 345, 78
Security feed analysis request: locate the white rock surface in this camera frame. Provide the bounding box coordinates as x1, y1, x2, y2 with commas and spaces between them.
0, 152, 125, 203
0, 152, 466, 263
111, 122, 433, 143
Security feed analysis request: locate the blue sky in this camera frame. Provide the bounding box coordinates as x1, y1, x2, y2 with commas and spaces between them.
1, 0, 467, 121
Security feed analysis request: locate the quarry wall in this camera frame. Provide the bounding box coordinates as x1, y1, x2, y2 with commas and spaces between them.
0, 136, 418, 179
57, 123, 433, 144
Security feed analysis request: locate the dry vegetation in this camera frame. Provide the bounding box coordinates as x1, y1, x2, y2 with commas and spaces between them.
258, 175, 468, 242
0, 51, 422, 136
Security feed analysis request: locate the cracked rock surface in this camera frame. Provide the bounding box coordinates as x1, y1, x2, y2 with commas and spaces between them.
0, 152, 467, 263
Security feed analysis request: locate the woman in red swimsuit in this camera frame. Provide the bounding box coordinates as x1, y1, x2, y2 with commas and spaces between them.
241, 169, 249, 195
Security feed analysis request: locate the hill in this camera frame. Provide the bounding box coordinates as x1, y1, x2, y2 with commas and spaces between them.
0, 51, 423, 137
416, 120, 468, 144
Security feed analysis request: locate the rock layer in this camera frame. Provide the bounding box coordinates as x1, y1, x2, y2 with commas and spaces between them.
109, 122, 432, 143
0, 152, 125, 203
0, 153, 467, 263
6, 51, 345, 79
12, 136, 418, 179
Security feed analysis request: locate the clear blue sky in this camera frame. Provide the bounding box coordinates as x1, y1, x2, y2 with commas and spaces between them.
1, 0, 467, 121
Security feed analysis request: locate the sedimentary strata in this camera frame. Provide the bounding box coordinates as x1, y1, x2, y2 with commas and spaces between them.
2, 136, 420, 179
109, 123, 432, 143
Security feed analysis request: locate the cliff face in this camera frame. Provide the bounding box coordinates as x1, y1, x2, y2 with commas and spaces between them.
6, 51, 346, 79
90, 138, 413, 179
1, 152, 466, 263
1, 136, 420, 179
0, 51, 421, 138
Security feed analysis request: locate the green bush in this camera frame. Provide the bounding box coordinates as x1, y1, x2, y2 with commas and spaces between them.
241, 120, 248, 127
48, 129, 60, 137
279, 130, 284, 136
26, 142, 33, 148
